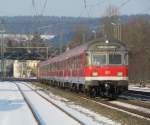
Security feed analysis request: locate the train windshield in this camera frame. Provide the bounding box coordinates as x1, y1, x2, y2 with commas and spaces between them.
92, 54, 106, 65
109, 54, 122, 65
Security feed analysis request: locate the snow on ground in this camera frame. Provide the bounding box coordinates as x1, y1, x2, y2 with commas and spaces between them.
0, 81, 37, 125
24, 82, 120, 125
129, 84, 150, 93
16, 82, 81, 125
110, 101, 150, 114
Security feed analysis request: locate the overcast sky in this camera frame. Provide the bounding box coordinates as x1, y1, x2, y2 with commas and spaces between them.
0, 0, 150, 17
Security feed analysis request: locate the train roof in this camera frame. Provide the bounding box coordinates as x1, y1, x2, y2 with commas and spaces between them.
38, 38, 128, 66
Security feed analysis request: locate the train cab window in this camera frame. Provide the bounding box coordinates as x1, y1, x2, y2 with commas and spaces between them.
92, 54, 106, 66
109, 54, 122, 65
124, 53, 128, 65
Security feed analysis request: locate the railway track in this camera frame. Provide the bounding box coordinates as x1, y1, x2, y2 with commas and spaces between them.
17, 82, 85, 125
28, 82, 150, 122
14, 83, 41, 125
120, 90, 150, 101
81, 96, 150, 122
87, 98, 150, 121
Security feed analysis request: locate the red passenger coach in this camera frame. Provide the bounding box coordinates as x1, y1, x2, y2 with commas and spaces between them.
37, 38, 128, 98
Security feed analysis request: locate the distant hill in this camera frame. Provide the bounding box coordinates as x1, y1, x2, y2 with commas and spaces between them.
1, 15, 150, 47
2, 16, 100, 34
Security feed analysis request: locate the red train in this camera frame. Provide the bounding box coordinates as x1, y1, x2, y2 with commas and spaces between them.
37, 38, 128, 98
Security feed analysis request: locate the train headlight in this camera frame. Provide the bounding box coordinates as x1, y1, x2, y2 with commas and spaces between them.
117, 72, 123, 77
92, 71, 98, 76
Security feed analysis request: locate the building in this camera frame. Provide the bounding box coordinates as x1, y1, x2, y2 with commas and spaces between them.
13, 60, 40, 78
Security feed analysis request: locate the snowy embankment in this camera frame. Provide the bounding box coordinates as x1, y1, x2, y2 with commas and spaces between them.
0, 81, 37, 125
25, 82, 120, 125
129, 85, 150, 93
110, 101, 150, 115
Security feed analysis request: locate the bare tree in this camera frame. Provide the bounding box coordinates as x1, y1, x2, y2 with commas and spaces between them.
102, 5, 120, 39
122, 16, 150, 82
70, 25, 89, 48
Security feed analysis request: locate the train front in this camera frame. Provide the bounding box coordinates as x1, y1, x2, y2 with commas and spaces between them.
84, 39, 128, 97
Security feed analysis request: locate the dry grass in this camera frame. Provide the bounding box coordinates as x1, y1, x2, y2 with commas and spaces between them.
118, 99, 150, 109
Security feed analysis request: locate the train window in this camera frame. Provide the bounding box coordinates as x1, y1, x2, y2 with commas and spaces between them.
49, 64, 51, 71
92, 54, 106, 65
85, 52, 91, 66
74, 56, 80, 69
71, 58, 74, 69
109, 54, 122, 65
124, 53, 128, 65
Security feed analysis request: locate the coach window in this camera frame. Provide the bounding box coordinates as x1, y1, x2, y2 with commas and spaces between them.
72, 58, 74, 69
76, 58, 78, 68
85, 52, 90, 66
66, 60, 68, 69
64, 60, 67, 70
48, 64, 50, 71
74, 57, 76, 69
74, 57, 77, 69
53, 64, 54, 71
69, 59, 71, 69
80, 55, 83, 68
62, 61, 65, 70
51, 64, 53, 71
58, 62, 60, 70
49, 64, 51, 71
54, 63, 56, 71
71, 58, 73, 69
58, 63, 59, 71
76, 57, 80, 68
75, 57, 77, 69
60, 62, 62, 70
55, 63, 57, 71
50, 64, 52, 71
56, 63, 58, 71
45, 65, 47, 72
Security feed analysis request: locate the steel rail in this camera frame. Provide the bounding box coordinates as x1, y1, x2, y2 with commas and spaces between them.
14, 82, 41, 125
81, 97, 150, 122
23, 83, 85, 125
28, 82, 150, 122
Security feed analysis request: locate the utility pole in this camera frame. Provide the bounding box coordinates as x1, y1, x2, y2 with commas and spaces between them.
46, 47, 48, 59
59, 31, 63, 54
0, 20, 5, 80
92, 30, 96, 39
82, 33, 86, 43
111, 22, 122, 41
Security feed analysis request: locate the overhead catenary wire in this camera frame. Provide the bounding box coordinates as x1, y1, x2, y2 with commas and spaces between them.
141, 6, 150, 13
87, 0, 106, 17
119, 0, 132, 8
86, 0, 105, 8
32, 0, 38, 16
32, 0, 48, 16
78, 0, 89, 17
119, 0, 150, 14
31, 0, 48, 34
81, 0, 104, 17
41, 0, 48, 16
